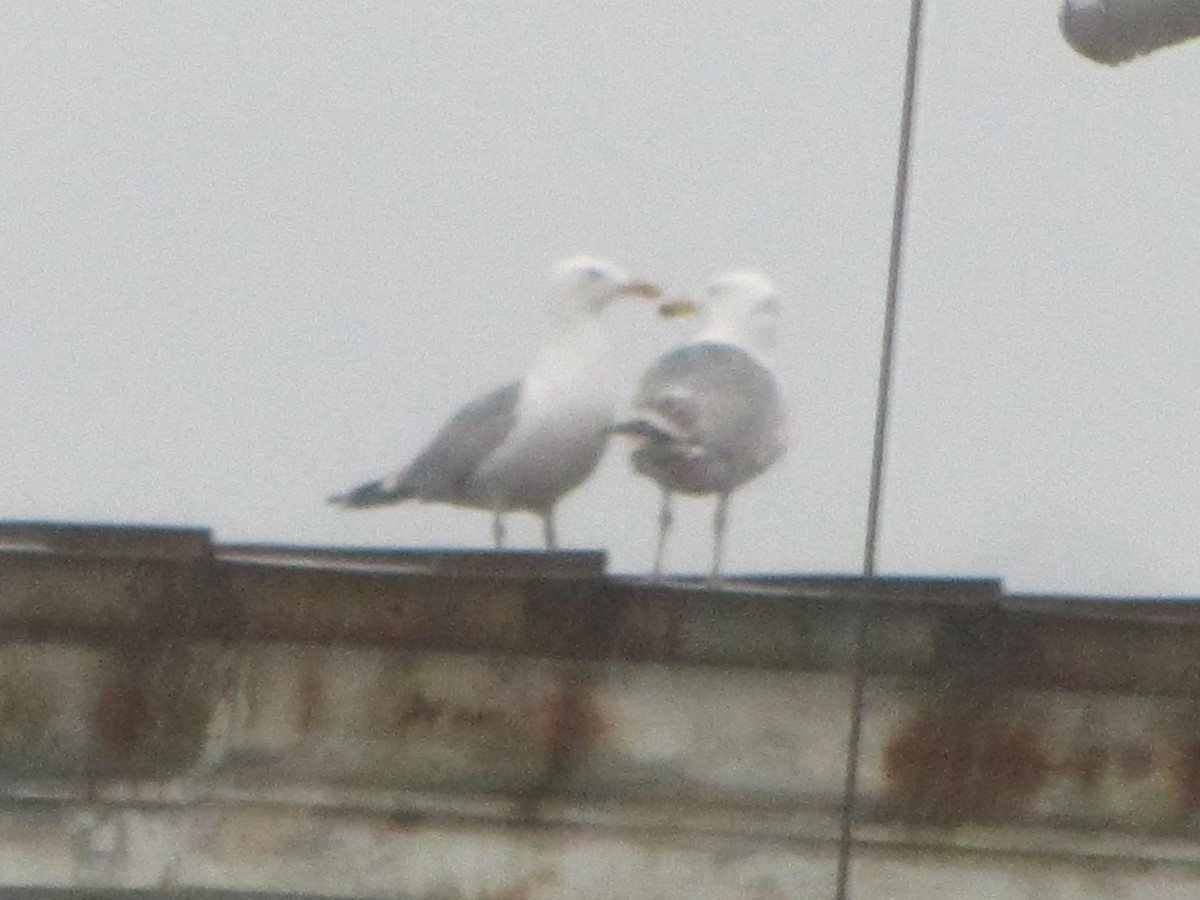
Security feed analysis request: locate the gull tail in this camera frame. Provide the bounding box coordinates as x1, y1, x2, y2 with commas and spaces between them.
327, 475, 412, 508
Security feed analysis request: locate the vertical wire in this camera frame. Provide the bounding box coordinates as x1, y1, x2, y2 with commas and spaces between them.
834, 0, 925, 896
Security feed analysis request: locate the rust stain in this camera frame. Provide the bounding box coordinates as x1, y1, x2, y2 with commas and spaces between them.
1173, 741, 1200, 811
389, 691, 496, 732
515, 672, 607, 816
884, 710, 1050, 823
540, 677, 603, 768
93, 678, 149, 754
297, 660, 322, 733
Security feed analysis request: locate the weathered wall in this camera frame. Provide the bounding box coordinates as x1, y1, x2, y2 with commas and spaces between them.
1, 522, 1199, 898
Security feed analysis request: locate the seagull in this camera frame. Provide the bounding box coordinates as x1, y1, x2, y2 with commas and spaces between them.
612, 271, 787, 581
329, 256, 661, 550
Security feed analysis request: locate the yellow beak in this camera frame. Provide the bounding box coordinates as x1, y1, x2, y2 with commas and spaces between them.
657, 298, 699, 318
621, 280, 663, 300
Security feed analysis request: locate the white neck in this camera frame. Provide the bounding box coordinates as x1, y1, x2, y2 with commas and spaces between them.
533, 311, 607, 373
695, 318, 776, 366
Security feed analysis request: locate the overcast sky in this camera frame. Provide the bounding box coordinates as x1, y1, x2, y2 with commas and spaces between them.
4, 2, 1198, 596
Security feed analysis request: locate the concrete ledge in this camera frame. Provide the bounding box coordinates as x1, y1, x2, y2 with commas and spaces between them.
2, 521, 1200, 898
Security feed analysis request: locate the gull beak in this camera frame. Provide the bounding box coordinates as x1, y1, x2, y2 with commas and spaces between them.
620, 280, 663, 300
657, 298, 699, 318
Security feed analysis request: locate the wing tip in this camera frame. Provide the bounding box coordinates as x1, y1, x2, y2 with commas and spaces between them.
327, 477, 410, 508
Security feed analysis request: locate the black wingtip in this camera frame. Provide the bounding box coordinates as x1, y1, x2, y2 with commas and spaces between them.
327, 479, 408, 508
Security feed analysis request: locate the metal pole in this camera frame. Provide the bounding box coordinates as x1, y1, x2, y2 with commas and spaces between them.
834, 0, 925, 896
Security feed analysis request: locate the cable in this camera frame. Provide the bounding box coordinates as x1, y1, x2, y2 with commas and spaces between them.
834, 0, 925, 896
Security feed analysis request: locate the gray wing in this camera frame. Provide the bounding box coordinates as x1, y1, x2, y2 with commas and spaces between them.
620, 342, 785, 494
330, 381, 522, 507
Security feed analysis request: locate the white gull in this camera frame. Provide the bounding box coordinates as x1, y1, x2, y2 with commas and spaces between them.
613, 271, 787, 580
329, 256, 660, 549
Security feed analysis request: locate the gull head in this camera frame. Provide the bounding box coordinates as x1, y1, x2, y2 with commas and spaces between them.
663, 270, 782, 359
549, 256, 661, 317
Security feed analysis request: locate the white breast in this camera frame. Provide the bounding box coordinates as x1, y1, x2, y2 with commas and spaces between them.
469, 318, 614, 511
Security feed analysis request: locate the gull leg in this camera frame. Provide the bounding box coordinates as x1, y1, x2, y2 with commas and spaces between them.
492, 511, 506, 549
653, 489, 673, 579
710, 493, 730, 585
541, 508, 557, 551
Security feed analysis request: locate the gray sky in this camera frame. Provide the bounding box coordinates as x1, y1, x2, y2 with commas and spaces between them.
4, 2, 1198, 595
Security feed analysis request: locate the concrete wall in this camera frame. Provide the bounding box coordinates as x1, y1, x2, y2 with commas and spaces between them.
1, 522, 1199, 898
